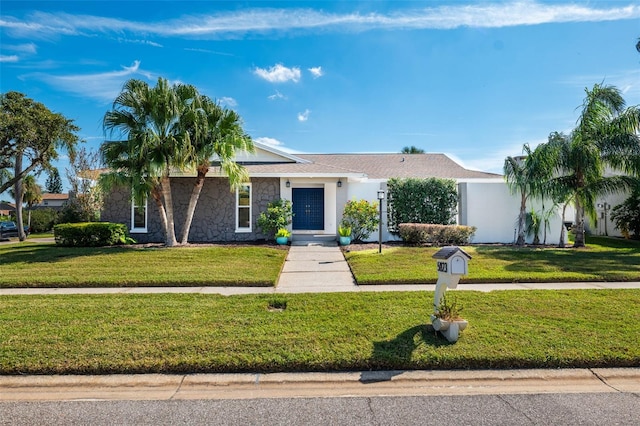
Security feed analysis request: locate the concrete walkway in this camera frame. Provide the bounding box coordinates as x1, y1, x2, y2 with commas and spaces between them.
276, 241, 357, 293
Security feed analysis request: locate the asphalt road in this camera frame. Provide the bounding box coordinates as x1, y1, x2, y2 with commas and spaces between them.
1, 393, 639, 425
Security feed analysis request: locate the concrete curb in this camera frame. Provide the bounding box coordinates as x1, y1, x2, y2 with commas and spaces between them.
1, 368, 638, 401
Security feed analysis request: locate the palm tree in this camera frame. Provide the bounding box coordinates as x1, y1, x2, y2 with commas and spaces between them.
179, 96, 253, 244
8, 174, 42, 230
22, 175, 42, 228
102, 78, 199, 246
503, 144, 556, 246
547, 84, 640, 248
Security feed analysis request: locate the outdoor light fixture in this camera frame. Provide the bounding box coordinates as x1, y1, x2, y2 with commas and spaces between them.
377, 190, 385, 253
286, 180, 290, 188
337, 180, 342, 188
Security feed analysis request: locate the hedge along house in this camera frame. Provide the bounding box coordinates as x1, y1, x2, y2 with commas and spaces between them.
101, 142, 568, 245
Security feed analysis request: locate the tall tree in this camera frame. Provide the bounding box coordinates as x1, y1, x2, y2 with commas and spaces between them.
102, 78, 200, 246
1, 91, 79, 240
179, 97, 253, 244
503, 144, 556, 246
63, 147, 103, 222
401, 146, 425, 154
21, 175, 42, 228
546, 84, 640, 248
45, 168, 63, 193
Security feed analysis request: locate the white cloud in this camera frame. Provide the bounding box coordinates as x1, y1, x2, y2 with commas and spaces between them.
219, 97, 237, 107
308, 66, 324, 78
23, 60, 156, 102
3, 43, 37, 54
116, 38, 163, 48
0, 55, 19, 62
268, 90, 286, 100
2, 3, 638, 39
255, 136, 284, 147
184, 47, 234, 56
254, 64, 301, 83
297, 109, 311, 122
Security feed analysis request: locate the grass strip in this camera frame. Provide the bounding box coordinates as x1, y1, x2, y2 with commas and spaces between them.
345, 236, 640, 284
0, 243, 287, 287
0, 290, 638, 374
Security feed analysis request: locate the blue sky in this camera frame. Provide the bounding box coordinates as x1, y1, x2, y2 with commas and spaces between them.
2, 1, 639, 192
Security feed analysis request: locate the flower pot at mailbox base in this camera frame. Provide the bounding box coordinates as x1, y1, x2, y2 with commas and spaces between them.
430, 316, 468, 343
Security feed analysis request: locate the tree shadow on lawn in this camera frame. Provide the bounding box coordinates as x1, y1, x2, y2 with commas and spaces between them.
361, 324, 450, 383
475, 246, 640, 278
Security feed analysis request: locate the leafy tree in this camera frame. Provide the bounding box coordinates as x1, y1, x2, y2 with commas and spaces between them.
401, 146, 425, 154
610, 188, 640, 239
546, 84, 640, 247
45, 168, 63, 193
503, 143, 556, 246
29, 208, 59, 233
1, 91, 79, 240
63, 147, 103, 222
387, 177, 458, 232
341, 199, 379, 242
179, 96, 253, 244
257, 199, 293, 240
102, 78, 200, 246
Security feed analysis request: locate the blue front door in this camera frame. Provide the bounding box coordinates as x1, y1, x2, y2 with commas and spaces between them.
292, 188, 324, 230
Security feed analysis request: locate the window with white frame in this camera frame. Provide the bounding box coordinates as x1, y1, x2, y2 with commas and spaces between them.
131, 197, 147, 233
236, 184, 251, 232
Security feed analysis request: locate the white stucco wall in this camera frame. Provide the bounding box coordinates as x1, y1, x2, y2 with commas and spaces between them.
459, 181, 568, 245
341, 179, 389, 242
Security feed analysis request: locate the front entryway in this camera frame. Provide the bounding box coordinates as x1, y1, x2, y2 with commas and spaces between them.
292, 188, 324, 230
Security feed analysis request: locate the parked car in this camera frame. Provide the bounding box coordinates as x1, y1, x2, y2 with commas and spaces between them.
0, 221, 30, 238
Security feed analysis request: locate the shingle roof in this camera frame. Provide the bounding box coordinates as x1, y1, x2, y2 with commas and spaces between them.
41, 193, 69, 200
242, 153, 500, 179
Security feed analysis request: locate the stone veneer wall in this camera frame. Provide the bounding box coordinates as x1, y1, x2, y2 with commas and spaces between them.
101, 177, 280, 243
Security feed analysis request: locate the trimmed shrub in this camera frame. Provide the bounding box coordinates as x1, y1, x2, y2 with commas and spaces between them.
398, 223, 476, 246
341, 199, 379, 242
387, 177, 458, 233
54, 222, 135, 247
257, 199, 293, 240
29, 208, 60, 233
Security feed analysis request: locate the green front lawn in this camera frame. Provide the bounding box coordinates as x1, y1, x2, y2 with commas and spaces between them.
0, 243, 287, 287
345, 236, 640, 284
1, 290, 638, 374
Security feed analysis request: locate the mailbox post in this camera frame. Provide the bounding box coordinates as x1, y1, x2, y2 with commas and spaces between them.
431, 246, 471, 342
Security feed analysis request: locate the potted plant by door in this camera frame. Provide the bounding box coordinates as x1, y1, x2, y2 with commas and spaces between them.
338, 224, 352, 246
275, 228, 291, 245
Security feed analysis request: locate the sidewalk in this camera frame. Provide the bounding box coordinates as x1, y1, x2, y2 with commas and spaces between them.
2, 281, 640, 296
1, 368, 639, 401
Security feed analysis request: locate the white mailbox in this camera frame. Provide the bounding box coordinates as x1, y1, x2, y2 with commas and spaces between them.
431, 246, 472, 314
431, 246, 472, 343
433, 246, 471, 279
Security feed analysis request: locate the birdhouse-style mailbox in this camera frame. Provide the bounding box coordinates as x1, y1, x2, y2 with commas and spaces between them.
432, 247, 471, 300
431, 246, 472, 342
432, 246, 471, 280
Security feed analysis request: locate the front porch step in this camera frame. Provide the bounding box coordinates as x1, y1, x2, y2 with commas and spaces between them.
291, 233, 337, 246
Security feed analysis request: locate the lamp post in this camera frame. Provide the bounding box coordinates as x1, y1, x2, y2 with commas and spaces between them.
377, 190, 385, 254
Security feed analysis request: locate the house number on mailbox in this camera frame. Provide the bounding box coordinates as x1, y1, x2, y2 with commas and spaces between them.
437, 261, 448, 273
